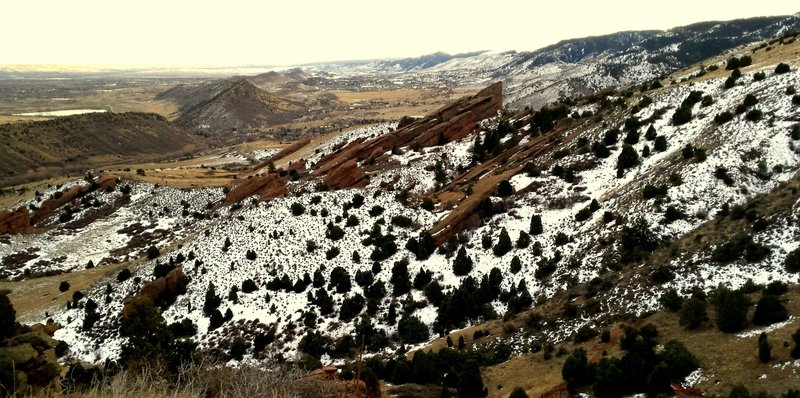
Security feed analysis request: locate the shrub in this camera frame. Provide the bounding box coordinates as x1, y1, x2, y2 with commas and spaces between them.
603, 129, 619, 145
575, 207, 592, 222
241, 279, 258, 293
618, 217, 660, 263
290, 202, 305, 216
325, 246, 340, 260
661, 340, 699, 379
642, 184, 668, 199
713, 287, 750, 333
758, 333, 771, 363
397, 314, 429, 344
624, 130, 640, 145
753, 71, 766, 81
493, 228, 513, 257
785, 248, 800, 273
339, 294, 365, 320
794, 95, 800, 105
562, 349, 593, 392
672, 106, 692, 125
554, 232, 569, 246
509, 256, 522, 274
574, 325, 598, 343
775, 63, 791, 74
679, 297, 707, 329
663, 205, 685, 223
653, 135, 667, 152
516, 231, 531, 249
368, 205, 384, 217
497, 180, 513, 197
453, 247, 473, 276
146, 245, 160, 259
592, 141, 611, 158
59, 281, 71, 293
745, 109, 763, 122
659, 288, 683, 311
752, 295, 788, 326
530, 214, 543, 235
715, 111, 734, 124
117, 268, 131, 282
616, 144, 639, 171
743, 93, 759, 107
306, 240, 317, 253
650, 266, 675, 283
245, 250, 257, 261
714, 166, 735, 186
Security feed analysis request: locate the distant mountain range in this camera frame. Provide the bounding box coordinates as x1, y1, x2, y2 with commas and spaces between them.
307, 14, 800, 108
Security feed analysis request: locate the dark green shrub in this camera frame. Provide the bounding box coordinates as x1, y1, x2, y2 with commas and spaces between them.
713, 287, 750, 333
616, 144, 639, 171
290, 202, 305, 216
715, 111, 734, 124
775, 63, 791, 74
679, 297, 707, 329
530, 214, 543, 235
453, 247, 473, 276
493, 228, 513, 257
745, 109, 763, 122
753, 295, 788, 326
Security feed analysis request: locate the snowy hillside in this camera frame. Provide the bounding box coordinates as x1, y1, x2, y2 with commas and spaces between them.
17, 43, 796, 367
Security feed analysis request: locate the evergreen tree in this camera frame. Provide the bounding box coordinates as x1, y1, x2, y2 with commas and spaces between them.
516, 231, 531, 249
758, 333, 771, 363
390, 259, 412, 296
119, 297, 173, 365
753, 294, 788, 326
493, 228, 513, 257
510, 255, 522, 274
791, 328, 800, 359
616, 144, 639, 171
453, 246, 474, 276
645, 125, 657, 140
530, 214, 543, 235
0, 292, 16, 340
202, 282, 221, 316
714, 287, 750, 333
497, 180, 513, 197
457, 360, 487, 398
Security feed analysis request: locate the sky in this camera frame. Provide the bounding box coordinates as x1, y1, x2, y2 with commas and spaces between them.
1, 0, 798, 67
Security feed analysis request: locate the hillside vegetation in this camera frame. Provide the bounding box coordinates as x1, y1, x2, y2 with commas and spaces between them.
2, 24, 800, 398
0, 112, 205, 187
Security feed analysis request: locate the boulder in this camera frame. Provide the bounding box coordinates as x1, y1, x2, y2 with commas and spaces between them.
0, 344, 38, 367
29, 323, 60, 336
0, 207, 30, 234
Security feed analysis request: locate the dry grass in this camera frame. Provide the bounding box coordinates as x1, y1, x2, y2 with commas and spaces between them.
19, 361, 343, 398
0, 261, 130, 323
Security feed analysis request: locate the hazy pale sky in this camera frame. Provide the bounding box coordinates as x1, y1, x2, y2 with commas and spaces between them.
1, 0, 797, 66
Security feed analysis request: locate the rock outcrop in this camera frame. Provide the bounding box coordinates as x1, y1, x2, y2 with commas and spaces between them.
0, 207, 31, 235
224, 174, 288, 204
30, 176, 117, 226
0, 332, 65, 396
123, 267, 188, 318
311, 82, 502, 188
323, 158, 368, 190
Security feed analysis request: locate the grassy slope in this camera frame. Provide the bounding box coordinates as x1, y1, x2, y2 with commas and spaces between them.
0, 112, 205, 187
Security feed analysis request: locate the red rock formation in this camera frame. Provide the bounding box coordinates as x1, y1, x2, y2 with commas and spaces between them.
311, 82, 503, 188
123, 267, 188, 318
224, 174, 288, 204
0, 207, 31, 234
30, 176, 117, 225
323, 158, 368, 190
